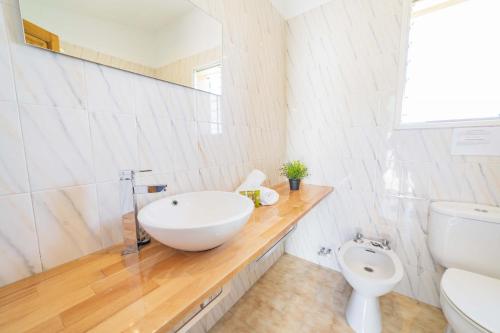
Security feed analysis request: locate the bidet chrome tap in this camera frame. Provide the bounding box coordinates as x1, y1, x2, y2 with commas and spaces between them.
370, 239, 391, 250
354, 232, 364, 243
120, 169, 167, 254
353, 233, 391, 250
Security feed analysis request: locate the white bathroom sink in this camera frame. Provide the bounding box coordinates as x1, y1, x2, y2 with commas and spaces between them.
137, 191, 255, 251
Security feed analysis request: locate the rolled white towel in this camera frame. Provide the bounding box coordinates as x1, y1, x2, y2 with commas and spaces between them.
259, 186, 279, 206
236, 169, 267, 192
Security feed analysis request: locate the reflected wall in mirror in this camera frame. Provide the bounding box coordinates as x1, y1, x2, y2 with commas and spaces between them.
18, 0, 223, 95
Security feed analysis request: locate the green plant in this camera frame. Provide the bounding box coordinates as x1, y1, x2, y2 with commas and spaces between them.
280, 160, 309, 180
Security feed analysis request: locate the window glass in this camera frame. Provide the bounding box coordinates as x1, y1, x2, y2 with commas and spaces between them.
400, 0, 500, 126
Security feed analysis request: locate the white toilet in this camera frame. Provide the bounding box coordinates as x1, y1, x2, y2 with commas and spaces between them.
427, 201, 500, 333
338, 235, 404, 333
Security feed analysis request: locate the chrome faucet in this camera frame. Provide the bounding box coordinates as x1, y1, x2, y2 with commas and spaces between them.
353, 233, 391, 250
120, 169, 167, 254
354, 232, 364, 243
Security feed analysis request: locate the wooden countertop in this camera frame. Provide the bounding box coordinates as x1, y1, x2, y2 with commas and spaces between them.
0, 183, 332, 333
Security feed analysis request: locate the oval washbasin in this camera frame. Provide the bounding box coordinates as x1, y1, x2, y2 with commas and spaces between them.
137, 191, 255, 251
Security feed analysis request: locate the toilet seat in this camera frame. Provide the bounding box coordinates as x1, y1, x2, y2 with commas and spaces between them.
441, 268, 500, 333
441, 289, 489, 333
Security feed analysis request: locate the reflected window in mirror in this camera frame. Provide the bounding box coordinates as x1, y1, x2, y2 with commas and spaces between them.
194, 63, 222, 96
194, 63, 222, 135
396, 0, 500, 128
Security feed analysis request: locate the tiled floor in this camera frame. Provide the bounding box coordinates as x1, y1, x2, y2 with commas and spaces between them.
209, 254, 447, 333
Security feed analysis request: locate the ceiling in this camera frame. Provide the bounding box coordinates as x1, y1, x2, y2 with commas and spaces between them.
36, 0, 196, 31
270, 0, 333, 19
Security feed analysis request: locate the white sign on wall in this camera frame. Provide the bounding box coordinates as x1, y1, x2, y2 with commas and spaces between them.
451, 127, 500, 156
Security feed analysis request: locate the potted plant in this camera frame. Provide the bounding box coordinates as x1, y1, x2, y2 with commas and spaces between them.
280, 160, 309, 191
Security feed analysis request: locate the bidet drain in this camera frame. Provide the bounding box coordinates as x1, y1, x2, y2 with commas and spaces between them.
364, 267, 374, 273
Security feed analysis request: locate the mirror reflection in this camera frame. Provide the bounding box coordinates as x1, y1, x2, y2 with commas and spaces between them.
19, 0, 223, 95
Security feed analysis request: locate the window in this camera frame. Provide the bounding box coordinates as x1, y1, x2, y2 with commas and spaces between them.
194, 63, 222, 96
397, 0, 500, 128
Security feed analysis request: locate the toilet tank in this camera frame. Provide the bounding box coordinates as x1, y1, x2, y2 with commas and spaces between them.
428, 201, 500, 279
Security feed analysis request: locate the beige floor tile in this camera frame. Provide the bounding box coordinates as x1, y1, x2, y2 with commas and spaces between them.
209, 254, 447, 333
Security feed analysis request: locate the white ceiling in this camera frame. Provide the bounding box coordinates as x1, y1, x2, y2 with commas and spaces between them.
36, 0, 196, 31
270, 0, 333, 19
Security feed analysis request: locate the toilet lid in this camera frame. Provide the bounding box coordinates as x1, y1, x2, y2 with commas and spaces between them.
442, 268, 500, 332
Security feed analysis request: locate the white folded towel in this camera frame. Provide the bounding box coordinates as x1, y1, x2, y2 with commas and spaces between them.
235, 170, 280, 206
235, 169, 267, 192
259, 186, 279, 206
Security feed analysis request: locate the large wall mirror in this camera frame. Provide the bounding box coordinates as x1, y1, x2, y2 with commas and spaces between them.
18, 0, 223, 95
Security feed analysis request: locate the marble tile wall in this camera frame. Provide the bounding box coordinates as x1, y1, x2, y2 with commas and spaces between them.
0, 0, 287, 286
284, 0, 500, 307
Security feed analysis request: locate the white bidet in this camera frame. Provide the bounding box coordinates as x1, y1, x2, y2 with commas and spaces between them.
338, 236, 404, 333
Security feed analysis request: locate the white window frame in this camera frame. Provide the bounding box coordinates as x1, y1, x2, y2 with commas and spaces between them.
193, 61, 222, 95
394, 0, 500, 129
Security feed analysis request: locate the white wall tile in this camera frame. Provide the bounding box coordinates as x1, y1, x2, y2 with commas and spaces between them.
482, 163, 500, 206
460, 162, 499, 206
135, 76, 171, 118
90, 113, 138, 182
199, 166, 233, 191
420, 128, 459, 164
394, 264, 442, 308
0, 101, 29, 195
20, 104, 94, 191
198, 122, 229, 167
96, 182, 123, 248
11, 44, 87, 109
195, 90, 221, 123
393, 199, 435, 272
136, 115, 176, 174
392, 130, 432, 163
32, 185, 101, 269
134, 76, 197, 121
170, 120, 199, 171
429, 161, 465, 202
0, 193, 41, 287
164, 83, 195, 121
85, 63, 135, 114
173, 170, 203, 194
0, 4, 15, 102
400, 161, 431, 199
